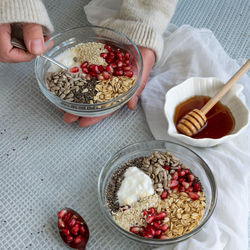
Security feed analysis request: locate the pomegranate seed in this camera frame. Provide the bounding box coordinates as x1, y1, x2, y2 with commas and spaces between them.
117, 61, 123, 68
57, 209, 67, 219
68, 218, 76, 228
187, 174, 195, 182
102, 71, 110, 80
146, 215, 155, 224
80, 61, 88, 68
193, 182, 201, 191
153, 221, 160, 229
123, 66, 131, 71
124, 59, 130, 65
97, 74, 104, 80
106, 65, 114, 74
159, 224, 168, 232
169, 180, 179, 188
179, 170, 186, 177
66, 235, 73, 243
108, 51, 115, 57
179, 186, 185, 192
111, 63, 117, 68
74, 235, 83, 244
130, 226, 140, 234
124, 71, 133, 78
188, 192, 200, 200
71, 224, 80, 236
163, 166, 169, 170
143, 233, 154, 239
178, 177, 185, 183
186, 187, 194, 192
117, 53, 123, 61
89, 71, 97, 77
160, 190, 168, 200
93, 65, 100, 73
104, 45, 112, 51
98, 65, 105, 72
158, 234, 169, 239
124, 52, 130, 59
143, 209, 148, 216
140, 227, 145, 233
185, 169, 190, 174
105, 57, 114, 64
85, 74, 91, 80
114, 49, 121, 55
63, 212, 72, 223
100, 52, 108, 58
146, 225, 155, 236
182, 181, 191, 189
82, 67, 89, 74
114, 69, 123, 76
58, 218, 65, 229
155, 212, 167, 221
171, 172, 179, 180
155, 230, 162, 237
148, 207, 156, 215
69, 66, 79, 73
62, 229, 70, 236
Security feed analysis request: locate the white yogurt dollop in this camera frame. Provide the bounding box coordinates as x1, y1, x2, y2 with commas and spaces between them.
117, 167, 154, 206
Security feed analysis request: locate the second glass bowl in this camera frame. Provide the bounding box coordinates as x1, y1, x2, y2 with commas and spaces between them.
35, 26, 142, 117
98, 140, 217, 246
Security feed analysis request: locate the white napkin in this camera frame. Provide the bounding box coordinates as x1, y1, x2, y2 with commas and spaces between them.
84, 2, 250, 250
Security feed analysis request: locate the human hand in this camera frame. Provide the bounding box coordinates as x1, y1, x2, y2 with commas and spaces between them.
0, 23, 50, 63
63, 46, 156, 127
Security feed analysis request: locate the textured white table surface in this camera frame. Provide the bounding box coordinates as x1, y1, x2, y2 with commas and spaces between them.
0, 0, 249, 249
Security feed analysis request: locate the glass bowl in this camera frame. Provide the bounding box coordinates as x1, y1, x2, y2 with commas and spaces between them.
98, 140, 217, 246
35, 26, 142, 117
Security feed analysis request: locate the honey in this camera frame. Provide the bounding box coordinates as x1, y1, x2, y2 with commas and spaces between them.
174, 96, 235, 139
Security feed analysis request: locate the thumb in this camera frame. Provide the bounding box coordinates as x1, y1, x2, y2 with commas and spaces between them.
23, 23, 44, 55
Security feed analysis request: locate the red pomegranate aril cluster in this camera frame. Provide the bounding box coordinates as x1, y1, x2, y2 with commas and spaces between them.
165, 166, 201, 200
57, 208, 89, 248
130, 208, 168, 239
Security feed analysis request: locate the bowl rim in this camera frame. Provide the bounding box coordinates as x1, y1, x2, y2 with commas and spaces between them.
35, 25, 143, 110
97, 140, 217, 245
164, 77, 250, 145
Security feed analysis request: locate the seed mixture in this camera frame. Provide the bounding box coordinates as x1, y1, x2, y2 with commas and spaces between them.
46, 42, 135, 104
72, 42, 107, 66
106, 151, 206, 240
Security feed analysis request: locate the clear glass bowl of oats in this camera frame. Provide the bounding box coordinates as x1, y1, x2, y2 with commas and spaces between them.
35, 26, 142, 117
98, 140, 217, 246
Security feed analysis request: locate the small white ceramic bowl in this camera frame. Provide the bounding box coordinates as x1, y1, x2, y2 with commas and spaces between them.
164, 77, 250, 147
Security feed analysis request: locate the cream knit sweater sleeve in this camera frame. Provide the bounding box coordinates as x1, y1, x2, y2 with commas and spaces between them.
99, 0, 178, 61
0, 0, 53, 34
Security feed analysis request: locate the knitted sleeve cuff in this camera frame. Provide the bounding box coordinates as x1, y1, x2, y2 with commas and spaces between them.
0, 0, 54, 34
99, 0, 177, 62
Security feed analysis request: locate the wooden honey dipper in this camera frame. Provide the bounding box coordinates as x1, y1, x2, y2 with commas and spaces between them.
177, 59, 250, 137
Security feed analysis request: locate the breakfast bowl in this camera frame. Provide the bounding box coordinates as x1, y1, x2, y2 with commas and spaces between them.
35, 26, 142, 117
98, 140, 217, 246
164, 77, 250, 147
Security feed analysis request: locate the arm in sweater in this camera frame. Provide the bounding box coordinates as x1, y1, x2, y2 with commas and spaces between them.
99, 0, 178, 61
0, 0, 53, 34
0, 0, 177, 61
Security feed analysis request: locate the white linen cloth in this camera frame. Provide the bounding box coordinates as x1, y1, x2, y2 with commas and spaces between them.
84, 1, 250, 250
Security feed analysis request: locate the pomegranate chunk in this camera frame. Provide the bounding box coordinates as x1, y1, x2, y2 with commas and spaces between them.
161, 190, 168, 200
188, 192, 200, 200
130, 226, 140, 234
146, 215, 155, 224
155, 212, 167, 221
69, 66, 79, 73
193, 182, 201, 191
